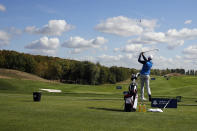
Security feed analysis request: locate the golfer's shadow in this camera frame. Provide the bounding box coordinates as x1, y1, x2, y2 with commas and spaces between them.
88, 107, 124, 112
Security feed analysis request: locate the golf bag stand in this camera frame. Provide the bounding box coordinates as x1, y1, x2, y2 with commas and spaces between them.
124, 73, 139, 112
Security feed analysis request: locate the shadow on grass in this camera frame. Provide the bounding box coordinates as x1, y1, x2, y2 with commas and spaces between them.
88, 107, 124, 112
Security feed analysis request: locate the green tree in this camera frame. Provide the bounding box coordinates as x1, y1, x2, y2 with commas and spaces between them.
98, 66, 109, 84
45, 62, 63, 80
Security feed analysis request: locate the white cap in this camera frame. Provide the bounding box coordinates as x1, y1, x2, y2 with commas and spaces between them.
148, 55, 153, 60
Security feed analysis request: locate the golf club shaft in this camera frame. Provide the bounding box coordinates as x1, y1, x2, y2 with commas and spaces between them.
143, 49, 159, 53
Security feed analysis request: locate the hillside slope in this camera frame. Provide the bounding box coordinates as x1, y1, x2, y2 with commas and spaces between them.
0, 68, 50, 82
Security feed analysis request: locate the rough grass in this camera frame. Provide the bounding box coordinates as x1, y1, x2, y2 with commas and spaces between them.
0, 69, 197, 131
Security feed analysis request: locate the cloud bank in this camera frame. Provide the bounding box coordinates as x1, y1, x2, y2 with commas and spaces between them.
25, 36, 60, 55
114, 44, 151, 53
0, 30, 10, 47
95, 16, 157, 37
25, 20, 74, 36
62, 36, 108, 54
182, 45, 197, 59
95, 16, 197, 51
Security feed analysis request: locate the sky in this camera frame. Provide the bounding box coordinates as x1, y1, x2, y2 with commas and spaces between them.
0, 0, 197, 70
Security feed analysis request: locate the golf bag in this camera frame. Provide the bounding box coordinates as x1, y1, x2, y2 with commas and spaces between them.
124, 74, 139, 112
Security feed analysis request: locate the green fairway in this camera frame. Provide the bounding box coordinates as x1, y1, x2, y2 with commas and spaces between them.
0, 75, 197, 131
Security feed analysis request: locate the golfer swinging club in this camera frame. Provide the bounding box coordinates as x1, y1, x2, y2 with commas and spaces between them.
138, 52, 153, 102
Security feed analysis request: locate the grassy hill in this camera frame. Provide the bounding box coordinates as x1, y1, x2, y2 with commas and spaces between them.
0, 69, 197, 131
0, 68, 51, 82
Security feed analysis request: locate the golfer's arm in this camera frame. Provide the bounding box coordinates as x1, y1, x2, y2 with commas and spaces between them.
138, 54, 142, 63
142, 54, 147, 61
138, 54, 145, 64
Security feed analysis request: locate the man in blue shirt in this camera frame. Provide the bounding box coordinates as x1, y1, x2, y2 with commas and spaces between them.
138, 52, 153, 101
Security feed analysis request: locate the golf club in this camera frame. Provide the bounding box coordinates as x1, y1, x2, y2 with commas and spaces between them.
142, 48, 159, 53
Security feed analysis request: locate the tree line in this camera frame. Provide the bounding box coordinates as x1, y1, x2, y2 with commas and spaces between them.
151, 68, 197, 76
0, 50, 137, 84
0, 50, 196, 85
185, 70, 197, 76
151, 68, 186, 76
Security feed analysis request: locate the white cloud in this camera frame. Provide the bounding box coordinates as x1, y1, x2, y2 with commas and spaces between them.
167, 40, 184, 50
25, 36, 60, 55
62, 36, 108, 54
96, 54, 135, 67
139, 19, 157, 31
95, 16, 157, 37
128, 32, 166, 45
184, 20, 192, 24
182, 45, 197, 60
153, 56, 175, 69
25, 20, 74, 36
115, 44, 150, 53
126, 28, 197, 50
166, 28, 197, 49
68, 48, 83, 54
166, 28, 197, 40
0, 28, 21, 47
0, 30, 10, 46
152, 55, 197, 70
98, 54, 124, 61
0, 4, 6, 12
183, 45, 197, 55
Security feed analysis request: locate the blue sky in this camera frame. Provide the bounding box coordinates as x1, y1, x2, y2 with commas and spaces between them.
0, 0, 197, 70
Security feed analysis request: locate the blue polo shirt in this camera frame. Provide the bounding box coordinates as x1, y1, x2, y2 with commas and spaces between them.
140, 61, 152, 75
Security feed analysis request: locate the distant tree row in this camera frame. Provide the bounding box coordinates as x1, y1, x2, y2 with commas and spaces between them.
185, 70, 197, 76
151, 68, 186, 76
151, 68, 197, 76
0, 50, 138, 84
